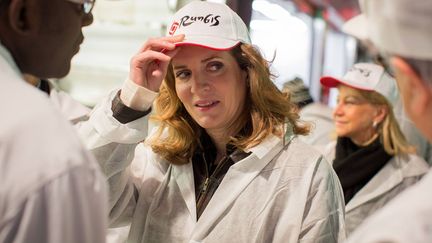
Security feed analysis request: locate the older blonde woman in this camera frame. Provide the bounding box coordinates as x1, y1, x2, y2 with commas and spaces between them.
320, 62, 429, 235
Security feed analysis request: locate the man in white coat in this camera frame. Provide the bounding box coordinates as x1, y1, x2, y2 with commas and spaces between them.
0, 0, 108, 242
346, 0, 432, 242
22, 75, 132, 243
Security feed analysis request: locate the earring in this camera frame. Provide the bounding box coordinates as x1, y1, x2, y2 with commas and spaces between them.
372, 121, 378, 129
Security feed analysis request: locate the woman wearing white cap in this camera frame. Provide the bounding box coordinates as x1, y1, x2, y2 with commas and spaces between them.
80, 1, 345, 242
320, 63, 429, 236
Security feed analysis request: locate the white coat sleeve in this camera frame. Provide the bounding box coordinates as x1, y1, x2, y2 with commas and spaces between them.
299, 156, 346, 243
0, 164, 108, 243
75, 89, 152, 226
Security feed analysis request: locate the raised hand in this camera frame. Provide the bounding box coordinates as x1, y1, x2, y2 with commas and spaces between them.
129, 35, 184, 92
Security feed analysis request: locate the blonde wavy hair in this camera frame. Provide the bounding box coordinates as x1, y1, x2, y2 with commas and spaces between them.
355, 89, 415, 155
147, 44, 309, 164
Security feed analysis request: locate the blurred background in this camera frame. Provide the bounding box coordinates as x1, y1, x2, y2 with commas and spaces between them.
59, 0, 364, 108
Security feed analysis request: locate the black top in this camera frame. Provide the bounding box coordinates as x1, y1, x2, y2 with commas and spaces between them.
333, 136, 393, 204
192, 130, 250, 219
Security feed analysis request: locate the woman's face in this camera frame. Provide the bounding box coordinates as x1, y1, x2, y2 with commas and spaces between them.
172, 45, 248, 136
333, 85, 381, 143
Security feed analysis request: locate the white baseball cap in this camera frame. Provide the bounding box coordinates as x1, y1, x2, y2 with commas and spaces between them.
166, 1, 251, 50
342, 14, 368, 42
349, 0, 432, 60
321, 63, 399, 103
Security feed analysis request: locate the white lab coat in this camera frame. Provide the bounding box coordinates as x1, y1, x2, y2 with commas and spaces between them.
323, 142, 429, 236
47, 80, 91, 123
346, 169, 432, 243
0, 44, 108, 242
78, 91, 346, 243
299, 102, 335, 145
45, 82, 131, 243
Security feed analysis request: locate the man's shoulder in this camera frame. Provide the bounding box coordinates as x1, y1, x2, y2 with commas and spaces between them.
0, 79, 99, 201
0, 81, 81, 151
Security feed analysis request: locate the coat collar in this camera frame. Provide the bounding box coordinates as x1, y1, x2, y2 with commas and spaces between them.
192, 135, 286, 238
346, 154, 428, 212
174, 162, 197, 222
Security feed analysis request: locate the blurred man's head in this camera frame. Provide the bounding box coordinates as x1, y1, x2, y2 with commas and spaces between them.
357, 0, 432, 141
282, 77, 314, 109
0, 0, 94, 79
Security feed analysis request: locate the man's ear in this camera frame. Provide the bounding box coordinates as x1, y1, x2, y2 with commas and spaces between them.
7, 0, 33, 34
391, 56, 431, 115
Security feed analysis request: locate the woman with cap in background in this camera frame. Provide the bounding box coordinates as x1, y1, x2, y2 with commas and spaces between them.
81, 1, 345, 242
342, 9, 432, 167
320, 62, 429, 236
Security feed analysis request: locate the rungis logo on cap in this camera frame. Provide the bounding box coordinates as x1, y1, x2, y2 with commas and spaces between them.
169, 22, 180, 35
350, 66, 372, 78
169, 14, 221, 36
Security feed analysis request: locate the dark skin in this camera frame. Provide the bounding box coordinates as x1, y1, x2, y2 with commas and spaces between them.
0, 0, 93, 79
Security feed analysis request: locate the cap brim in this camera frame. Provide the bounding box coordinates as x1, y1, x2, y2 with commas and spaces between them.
320, 76, 341, 88
342, 14, 368, 41
320, 76, 374, 91
174, 36, 241, 51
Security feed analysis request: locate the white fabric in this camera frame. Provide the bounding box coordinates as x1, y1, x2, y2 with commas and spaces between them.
74, 89, 151, 243
120, 79, 158, 112
360, 0, 432, 60
299, 103, 335, 146
322, 142, 429, 236
80, 94, 346, 242
76, 89, 151, 149
46, 81, 133, 243
346, 169, 432, 243
0, 44, 108, 243
167, 1, 251, 50
342, 15, 368, 42
49, 85, 91, 123
129, 138, 346, 242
